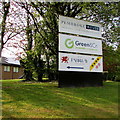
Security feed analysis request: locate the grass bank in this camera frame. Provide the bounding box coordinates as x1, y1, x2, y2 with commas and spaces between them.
1, 80, 119, 119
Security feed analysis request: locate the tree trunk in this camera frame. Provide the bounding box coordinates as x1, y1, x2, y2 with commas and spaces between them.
0, 2, 10, 57
24, 69, 33, 81
38, 73, 43, 82
46, 55, 51, 81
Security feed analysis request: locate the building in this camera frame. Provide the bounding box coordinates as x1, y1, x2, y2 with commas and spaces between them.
0, 57, 24, 80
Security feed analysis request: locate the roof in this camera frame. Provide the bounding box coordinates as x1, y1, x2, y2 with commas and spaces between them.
0, 57, 20, 66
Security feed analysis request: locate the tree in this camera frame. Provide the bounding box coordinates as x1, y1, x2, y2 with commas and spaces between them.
0, 1, 26, 57
0, 2, 10, 57
1, 1, 35, 81
18, 2, 35, 81
30, 2, 119, 81
28, 2, 93, 80
16, 1, 46, 81
2, 2, 119, 81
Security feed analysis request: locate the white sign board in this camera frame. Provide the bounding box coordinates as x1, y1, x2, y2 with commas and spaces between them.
59, 34, 102, 55
59, 52, 103, 73
59, 15, 102, 38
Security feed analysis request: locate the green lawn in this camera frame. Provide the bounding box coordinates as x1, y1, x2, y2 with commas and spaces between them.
1, 79, 119, 119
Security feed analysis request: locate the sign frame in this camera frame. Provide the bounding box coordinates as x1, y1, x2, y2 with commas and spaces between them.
59, 15, 102, 38
59, 33, 103, 55
59, 52, 103, 73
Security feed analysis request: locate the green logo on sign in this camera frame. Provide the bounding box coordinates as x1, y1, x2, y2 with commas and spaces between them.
65, 39, 74, 48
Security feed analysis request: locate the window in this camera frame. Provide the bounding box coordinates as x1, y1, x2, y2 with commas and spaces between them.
4, 66, 10, 72
13, 67, 19, 73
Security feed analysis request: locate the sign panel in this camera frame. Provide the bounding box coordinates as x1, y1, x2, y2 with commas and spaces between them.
59, 34, 102, 55
59, 52, 103, 73
59, 15, 102, 38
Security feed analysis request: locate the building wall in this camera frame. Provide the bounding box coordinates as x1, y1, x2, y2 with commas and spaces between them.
0, 65, 24, 80
12, 66, 24, 79
1, 65, 12, 80
0, 65, 2, 80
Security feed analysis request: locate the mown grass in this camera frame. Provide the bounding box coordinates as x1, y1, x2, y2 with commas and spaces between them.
1, 79, 119, 119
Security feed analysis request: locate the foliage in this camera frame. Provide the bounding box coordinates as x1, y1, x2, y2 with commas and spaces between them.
20, 50, 33, 81
27, 2, 97, 80
1, 2, 119, 81
103, 42, 120, 81
30, 2, 119, 81
114, 46, 120, 81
